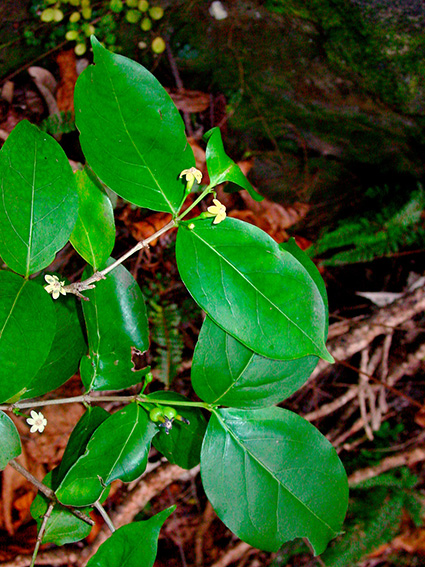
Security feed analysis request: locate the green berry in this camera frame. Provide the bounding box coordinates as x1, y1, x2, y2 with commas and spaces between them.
69, 0, 80, 5
110, 0, 123, 12
126, 0, 138, 6
149, 407, 164, 422
69, 11, 81, 22
74, 42, 87, 55
126, 9, 141, 23
138, 0, 149, 11
40, 8, 55, 22
65, 29, 79, 40
53, 8, 64, 22
162, 406, 177, 420
151, 36, 166, 54
82, 6, 92, 19
140, 17, 152, 31
149, 6, 163, 20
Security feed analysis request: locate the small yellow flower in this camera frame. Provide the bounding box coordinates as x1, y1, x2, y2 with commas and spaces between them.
44, 274, 66, 300
179, 167, 203, 185
26, 410, 47, 433
207, 199, 227, 224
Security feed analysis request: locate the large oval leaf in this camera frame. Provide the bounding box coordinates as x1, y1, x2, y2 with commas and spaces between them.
22, 284, 86, 399
192, 316, 318, 407
80, 259, 149, 391
176, 218, 332, 362
280, 238, 329, 338
147, 391, 207, 469
70, 169, 115, 271
56, 403, 157, 507
0, 411, 21, 469
201, 408, 348, 555
74, 37, 194, 214
0, 271, 56, 403
0, 120, 78, 277
204, 127, 263, 202
31, 469, 93, 545
86, 507, 175, 567
56, 406, 110, 486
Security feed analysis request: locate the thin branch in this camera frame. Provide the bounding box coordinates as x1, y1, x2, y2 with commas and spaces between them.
348, 446, 425, 485
94, 501, 116, 533
30, 501, 55, 567
210, 542, 252, 567
78, 463, 199, 565
8, 459, 94, 527
63, 219, 177, 299
165, 40, 194, 138
0, 393, 211, 412
304, 386, 359, 421
310, 284, 425, 382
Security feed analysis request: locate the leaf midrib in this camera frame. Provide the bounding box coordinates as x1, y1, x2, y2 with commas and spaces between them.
190, 229, 324, 356
99, 53, 176, 215
213, 410, 336, 536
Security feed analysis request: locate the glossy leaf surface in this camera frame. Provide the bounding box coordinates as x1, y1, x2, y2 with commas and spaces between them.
0, 411, 21, 469
86, 507, 175, 567
75, 37, 194, 213
204, 127, 263, 201
56, 403, 157, 506
22, 286, 86, 399
0, 271, 56, 403
280, 238, 329, 338
80, 259, 149, 391
192, 317, 317, 407
176, 218, 332, 362
201, 408, 348, 555
31, 470, 92, 545
0, 120, 78, 276
70, 169, 115, 271
148, 391, 207, 469
57, 406, 110, 486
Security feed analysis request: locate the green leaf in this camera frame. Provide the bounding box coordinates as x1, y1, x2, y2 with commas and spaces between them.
80, 258, 150, 391
86, 506, 175, 567
204, 127, 263, 202
147, 391, 207, 469
31, 469, 92, 545
70, 169, 115, 271
56, 403, 157, 506
280, 238, 329, 338
22, 285, 86, 399
201, 407, 348, 555
176, 218, 332, 362
74, 36, 194, 214
0, 411, 21, 469
0, 120, 78, 277
192, 317, 318, 407
57, 406, 110, 486
0, 271, 56, 403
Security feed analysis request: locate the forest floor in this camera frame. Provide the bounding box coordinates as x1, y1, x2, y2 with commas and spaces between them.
1, 4, 425, 566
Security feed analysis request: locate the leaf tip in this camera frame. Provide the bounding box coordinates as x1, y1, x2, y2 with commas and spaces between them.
321, 348, 334, 364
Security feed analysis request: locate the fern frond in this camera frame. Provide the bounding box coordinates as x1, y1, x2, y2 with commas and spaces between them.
322, 492, 404, 566
309, 184, 425, 266
150, 302, 183, 387
40, 111, 76, 135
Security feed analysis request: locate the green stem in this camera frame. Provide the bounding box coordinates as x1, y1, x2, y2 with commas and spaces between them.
176, 185, 213, 222
140, 397, 214, 411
